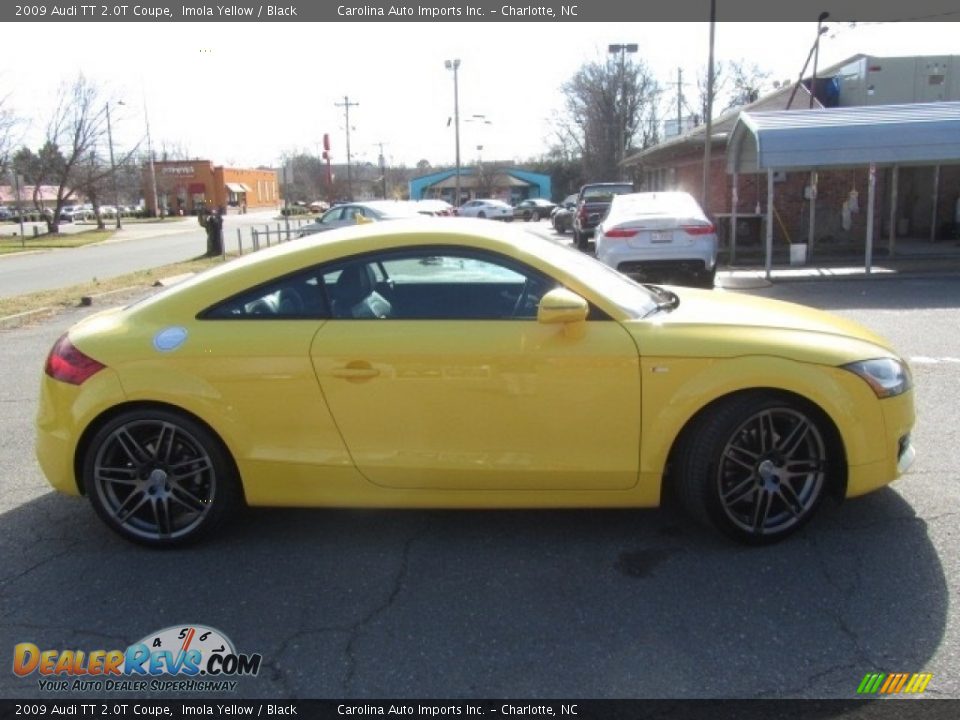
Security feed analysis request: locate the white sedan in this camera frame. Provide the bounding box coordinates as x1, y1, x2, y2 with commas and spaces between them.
595, 191, 718, 288
458, 199, 514, 221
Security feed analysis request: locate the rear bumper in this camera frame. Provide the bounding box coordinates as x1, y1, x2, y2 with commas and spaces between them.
596, 241, 716, 283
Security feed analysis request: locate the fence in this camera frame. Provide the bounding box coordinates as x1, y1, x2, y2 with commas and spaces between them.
232, 218, 310, 256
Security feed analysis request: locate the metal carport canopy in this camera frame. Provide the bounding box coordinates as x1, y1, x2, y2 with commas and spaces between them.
725, 101, 960, 279
727, 101, 960, 173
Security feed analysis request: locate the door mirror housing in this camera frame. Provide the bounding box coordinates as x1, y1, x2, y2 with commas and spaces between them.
537, 288, 589, 325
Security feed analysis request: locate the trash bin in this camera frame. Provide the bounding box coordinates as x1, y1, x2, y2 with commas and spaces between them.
789, 243, 808, 266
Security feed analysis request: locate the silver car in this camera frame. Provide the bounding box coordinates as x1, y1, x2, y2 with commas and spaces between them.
457, 199, 514, 221
594, 191, 718, 288
297, 201, 429, 238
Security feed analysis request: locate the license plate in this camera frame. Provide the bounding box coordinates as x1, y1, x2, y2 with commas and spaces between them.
651, 231, 673, 243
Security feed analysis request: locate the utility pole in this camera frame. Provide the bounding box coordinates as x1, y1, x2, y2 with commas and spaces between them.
702, 2, 716, 213
376, 142, 388, 199
142, 94, 159, 217
335, 96, 359, 200
673, 67, 684, 136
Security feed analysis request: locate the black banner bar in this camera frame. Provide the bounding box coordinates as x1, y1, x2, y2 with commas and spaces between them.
6, 0, 960, 23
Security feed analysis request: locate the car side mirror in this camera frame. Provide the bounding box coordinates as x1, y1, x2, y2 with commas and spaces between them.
537, 288, 589, 325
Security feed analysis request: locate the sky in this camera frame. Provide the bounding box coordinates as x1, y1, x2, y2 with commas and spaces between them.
4, 20, 959, 171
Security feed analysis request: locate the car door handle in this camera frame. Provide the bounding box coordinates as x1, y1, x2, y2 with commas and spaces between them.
332, 363, 380, 381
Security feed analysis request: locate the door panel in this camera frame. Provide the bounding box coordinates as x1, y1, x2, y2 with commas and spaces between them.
310, 320, 641, 491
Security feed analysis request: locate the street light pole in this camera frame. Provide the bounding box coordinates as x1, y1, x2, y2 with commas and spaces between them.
787, 17, 831, 110
106, 101, 123, 229
445, 59, 462, 207
607, 43, 638, 178
810, 12, 830, 108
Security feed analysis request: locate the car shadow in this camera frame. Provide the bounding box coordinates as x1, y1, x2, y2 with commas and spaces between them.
0, 486, 946, 700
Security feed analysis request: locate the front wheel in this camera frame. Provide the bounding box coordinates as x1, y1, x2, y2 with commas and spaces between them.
83, 408, 241, 547
675, 394, 834, 544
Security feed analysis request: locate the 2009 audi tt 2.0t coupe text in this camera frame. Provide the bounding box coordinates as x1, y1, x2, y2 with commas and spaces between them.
36, 219, 915, 547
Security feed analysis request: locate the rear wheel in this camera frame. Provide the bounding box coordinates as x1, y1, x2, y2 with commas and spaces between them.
477, 211, 486, 219
83, 408, 240, 547
675, 394, 833, 544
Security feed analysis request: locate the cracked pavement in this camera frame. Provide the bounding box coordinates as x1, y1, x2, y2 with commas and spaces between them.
0, 277, 958, 700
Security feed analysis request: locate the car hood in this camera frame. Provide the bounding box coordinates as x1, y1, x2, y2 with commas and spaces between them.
623, 286, 898, 365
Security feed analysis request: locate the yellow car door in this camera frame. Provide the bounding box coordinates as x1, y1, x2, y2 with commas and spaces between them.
309, 250, 641, 492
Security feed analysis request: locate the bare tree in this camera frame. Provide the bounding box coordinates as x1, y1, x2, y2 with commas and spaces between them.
0, 94, 17, 177
684, 60, 773, 124
37, 75, 111, 232
685, 61, 726, 127
724, 60, 772, 112
555, 54, 661, 181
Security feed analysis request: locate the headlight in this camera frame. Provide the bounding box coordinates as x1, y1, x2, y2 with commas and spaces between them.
843, 358, 912, 398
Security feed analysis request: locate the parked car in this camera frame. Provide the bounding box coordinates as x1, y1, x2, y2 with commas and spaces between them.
416, 199, 457, 216
551, 194, 578, 234
0, 206, 12, 221
59, 205, 90, 222
594, 191, 718, 288
37, 218, 915, 547
458, 199, 513, 221
513, 198, 558, 222
572, 182, 635, 249
297, 201, 429, 237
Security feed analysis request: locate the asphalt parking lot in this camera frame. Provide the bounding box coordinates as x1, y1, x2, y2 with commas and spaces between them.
0, 257, 958, 701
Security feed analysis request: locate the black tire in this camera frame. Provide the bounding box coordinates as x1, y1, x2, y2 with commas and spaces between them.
477, 211, 486, 219
573, 228, 586, 250
83, 407, 241, 548
698, 269, 717, 289
675, 393, 833, 544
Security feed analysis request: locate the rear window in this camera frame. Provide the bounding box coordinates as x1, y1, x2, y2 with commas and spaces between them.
581, 185, 634, 202
610, 192, 703, 217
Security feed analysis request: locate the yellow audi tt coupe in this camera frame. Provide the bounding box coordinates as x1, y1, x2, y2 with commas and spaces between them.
36, 219, 915, 547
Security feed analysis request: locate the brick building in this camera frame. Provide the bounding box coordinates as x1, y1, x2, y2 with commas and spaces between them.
144, 160, 280, 216
624, 55, 960, 260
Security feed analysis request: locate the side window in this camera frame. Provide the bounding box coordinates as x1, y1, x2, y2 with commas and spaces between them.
321, 209, 343, 224
202, 270, 330, 320
321, 249, 559, 321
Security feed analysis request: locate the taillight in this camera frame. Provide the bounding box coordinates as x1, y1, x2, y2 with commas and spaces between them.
682, 224, 715, 235
44, 334, 105, 385
604, 228, 638, 238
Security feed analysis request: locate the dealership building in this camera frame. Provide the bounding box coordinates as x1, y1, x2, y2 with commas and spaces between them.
144, 160, 280, 215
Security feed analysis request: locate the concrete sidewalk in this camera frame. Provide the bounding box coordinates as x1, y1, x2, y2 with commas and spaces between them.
718, 237, 960, 287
